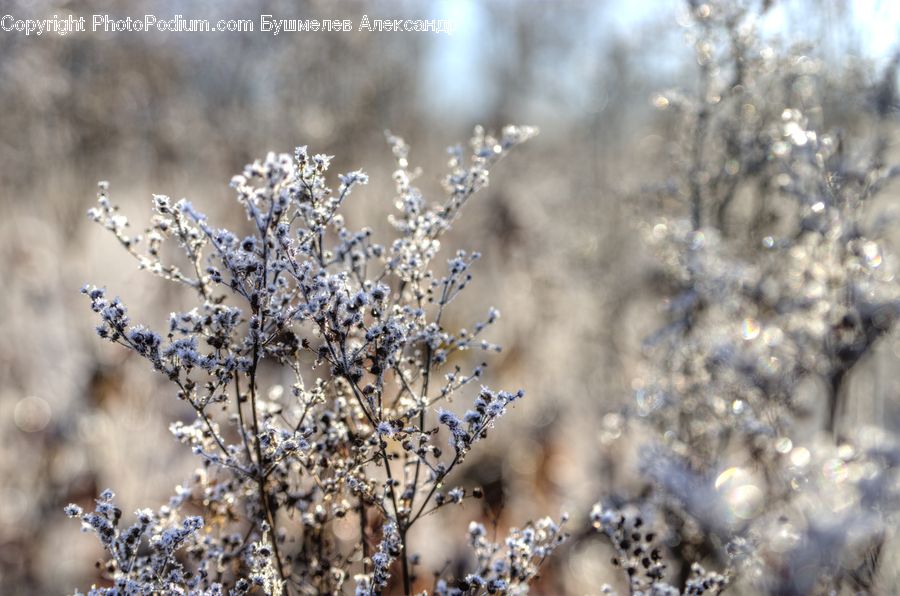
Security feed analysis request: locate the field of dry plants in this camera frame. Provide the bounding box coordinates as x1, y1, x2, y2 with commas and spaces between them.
3, 1, 900, 594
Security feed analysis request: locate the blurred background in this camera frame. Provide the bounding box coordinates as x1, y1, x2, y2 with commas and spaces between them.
1, 0, 898, 592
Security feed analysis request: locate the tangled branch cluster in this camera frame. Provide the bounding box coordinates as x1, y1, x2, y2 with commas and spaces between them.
69, 126, 569, 595
593, 1, 900, 594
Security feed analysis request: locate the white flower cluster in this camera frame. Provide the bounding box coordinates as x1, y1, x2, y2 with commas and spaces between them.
70, 127, 563, 594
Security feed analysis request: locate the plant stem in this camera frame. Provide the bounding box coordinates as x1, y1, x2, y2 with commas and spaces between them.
250, 340, 288, 591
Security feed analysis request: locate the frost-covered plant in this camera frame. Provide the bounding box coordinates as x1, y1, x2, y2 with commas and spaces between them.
590, 504, 732, 595
597, 1, 900, 594
433, 515, 568, 595
64, 490, 206, 595
68, 126, 568, 594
